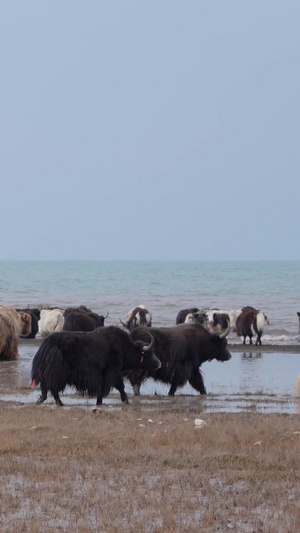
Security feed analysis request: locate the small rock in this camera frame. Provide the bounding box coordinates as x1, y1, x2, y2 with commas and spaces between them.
194, 419, 207, 428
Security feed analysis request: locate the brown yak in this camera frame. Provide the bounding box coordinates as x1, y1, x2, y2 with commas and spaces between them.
0, 306, 32, 360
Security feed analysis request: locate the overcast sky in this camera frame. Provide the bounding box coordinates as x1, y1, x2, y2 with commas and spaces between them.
1, 1, 299, 261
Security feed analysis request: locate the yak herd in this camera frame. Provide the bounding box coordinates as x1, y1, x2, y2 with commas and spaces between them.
0, 303, 271, 406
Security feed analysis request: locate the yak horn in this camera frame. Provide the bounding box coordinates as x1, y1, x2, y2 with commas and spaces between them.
218, 323, 231, 339
143, 333, 155, 352
104, 311, 109, 319
119, 318, 128, 329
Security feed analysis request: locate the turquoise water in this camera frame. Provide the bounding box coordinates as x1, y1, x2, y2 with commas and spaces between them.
0, 260, 299, 344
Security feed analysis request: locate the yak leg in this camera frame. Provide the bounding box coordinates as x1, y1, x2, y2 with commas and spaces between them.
96, 395, 103, 405
168, 367, 186, 396
255, 333, 262, 346
36, 383, 48, 405
52, 391, 64, 406
132, 384, 141, 396
128, 371, 144, 396
168, 383, 178, 396
188, 368, 207, 395
114, 376, 129, 404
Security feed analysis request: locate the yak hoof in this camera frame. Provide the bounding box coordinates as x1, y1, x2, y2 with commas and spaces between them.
55, 399, 64, 407
36, 396, 46, 405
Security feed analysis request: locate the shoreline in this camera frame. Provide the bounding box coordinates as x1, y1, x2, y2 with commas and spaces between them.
228, 343, 300, 354
19, 337, 300, 354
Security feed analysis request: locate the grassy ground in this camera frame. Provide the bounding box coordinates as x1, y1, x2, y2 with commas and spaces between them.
0, 402, 299, 532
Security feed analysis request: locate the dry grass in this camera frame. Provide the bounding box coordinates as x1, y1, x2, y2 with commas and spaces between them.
0, 401, 299, 532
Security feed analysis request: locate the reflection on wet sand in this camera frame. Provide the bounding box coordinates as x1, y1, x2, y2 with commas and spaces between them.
296, 373, 300, 396
242, 352, 262, 358
0, 360, 30, 393
296, 374, 300, 414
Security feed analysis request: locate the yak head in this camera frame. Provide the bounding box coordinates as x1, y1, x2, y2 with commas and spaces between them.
209, 324, 232, 362
120, 305, 152, 330
133, 333, 161, 370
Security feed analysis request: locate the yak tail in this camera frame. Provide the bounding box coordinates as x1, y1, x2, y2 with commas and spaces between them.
0, 340, 13, 361
31, 339, 66, 385
256, 311, 267, 332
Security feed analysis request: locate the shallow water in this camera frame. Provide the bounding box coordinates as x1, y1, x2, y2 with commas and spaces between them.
1, 343, 300, 415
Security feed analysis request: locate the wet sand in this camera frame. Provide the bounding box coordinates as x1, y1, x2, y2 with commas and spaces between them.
229, 343, 300, 353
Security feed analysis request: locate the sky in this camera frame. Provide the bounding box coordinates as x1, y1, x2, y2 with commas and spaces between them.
1, 1, 299, 261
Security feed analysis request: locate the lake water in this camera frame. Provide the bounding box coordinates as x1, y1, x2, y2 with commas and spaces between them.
0, 260, 300, 343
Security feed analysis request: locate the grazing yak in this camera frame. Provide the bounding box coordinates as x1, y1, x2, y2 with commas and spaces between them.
236, 307, 270, 345
17, 308, 40, 338
121, 305, 152, 330
205, 309, 242, 334
38, 309, 65, 338
63, 306, 109, 332
31, 326, 161, 406
176, 308, 200, 324
17, 311, 33, 337
125, 323, 231, 396
176, 308, 208, 326
0, 306, 32, 360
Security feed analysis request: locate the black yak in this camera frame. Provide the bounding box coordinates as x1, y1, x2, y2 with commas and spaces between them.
176, 307, 208, 326
125, 323, 231, 396
63, 307, 109, 332
176, 307, 200, 324
31, 326, 160, 406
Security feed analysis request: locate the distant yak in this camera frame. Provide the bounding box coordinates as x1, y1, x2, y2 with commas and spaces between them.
236, 307, 270, 345
120, 305, 152, 330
